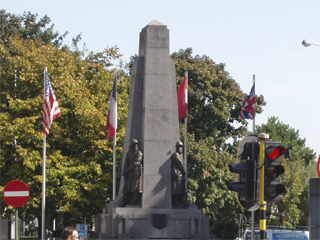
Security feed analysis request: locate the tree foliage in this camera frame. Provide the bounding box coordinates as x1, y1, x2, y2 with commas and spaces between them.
172, 49, 245, 149
172, 48, 267, 155
256, 117, 317, 227
0, 10, 129, 230
270, 150, 317, 227
187, 134, 241, 239
256, 116, 316, 165
171, 49, 260, 238
0, 10, 67, 48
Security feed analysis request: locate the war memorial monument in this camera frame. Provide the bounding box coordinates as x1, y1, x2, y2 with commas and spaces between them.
94, 20, 212, 239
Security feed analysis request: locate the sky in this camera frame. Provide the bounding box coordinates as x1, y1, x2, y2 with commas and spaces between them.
2, 0, 320, 157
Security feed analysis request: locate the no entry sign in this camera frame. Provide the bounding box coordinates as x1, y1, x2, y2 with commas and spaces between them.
3, 180, 30, 208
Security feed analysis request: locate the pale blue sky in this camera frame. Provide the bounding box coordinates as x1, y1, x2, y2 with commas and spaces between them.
2, 0, 320, 157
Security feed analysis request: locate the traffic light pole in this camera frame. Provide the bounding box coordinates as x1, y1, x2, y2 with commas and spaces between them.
258, 133, 269, 240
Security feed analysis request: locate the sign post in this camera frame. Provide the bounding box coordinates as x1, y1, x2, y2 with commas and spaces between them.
3, 180, 30, 240
15, 209, 19, 240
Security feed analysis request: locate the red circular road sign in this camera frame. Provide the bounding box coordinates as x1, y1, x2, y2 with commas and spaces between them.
3, 180, 30, 208
317, 156, 320, 178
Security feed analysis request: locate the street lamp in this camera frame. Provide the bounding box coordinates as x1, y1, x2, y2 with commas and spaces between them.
302, 39, 320, 47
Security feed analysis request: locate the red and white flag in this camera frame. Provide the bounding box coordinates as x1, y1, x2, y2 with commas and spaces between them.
43, 70, 61, 135
177, 72, 188, 119
106, 71, 117, 141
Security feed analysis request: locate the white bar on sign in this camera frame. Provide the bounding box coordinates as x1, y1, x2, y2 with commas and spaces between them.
4, 191, 29, 197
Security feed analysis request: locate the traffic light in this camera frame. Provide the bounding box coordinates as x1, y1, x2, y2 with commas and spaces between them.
264, 141, 286, 202
229, 135, 260, 210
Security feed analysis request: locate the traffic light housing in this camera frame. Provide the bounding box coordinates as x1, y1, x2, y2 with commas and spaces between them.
264, 141, 286, 202
229, 135, 260, 210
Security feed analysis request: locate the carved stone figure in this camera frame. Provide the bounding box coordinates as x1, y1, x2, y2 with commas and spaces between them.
122, 139, 143, 205
171, 141, 188, 207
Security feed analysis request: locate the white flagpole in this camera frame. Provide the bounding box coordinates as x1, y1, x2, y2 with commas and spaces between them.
251, 74, 256, 240
112, 131, 116, 200
252, 74, 256, 134
184, 118, 188, 188
184, 71, 188, 189
112, 69, 117, 200
41, 67, 47, 240
14, 70, 19, 240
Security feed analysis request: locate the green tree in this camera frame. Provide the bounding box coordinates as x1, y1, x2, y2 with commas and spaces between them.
187, 134, 241, 239
273, 149, 317, 227
256, 117, 317, 227
171, 48, 266, 238
172, 48, 266, 155
0, 11, 129, 233
0, 10, 68, 48
172, 49, 244, 145
256, 116, 316, 165
297, 158, 318, 226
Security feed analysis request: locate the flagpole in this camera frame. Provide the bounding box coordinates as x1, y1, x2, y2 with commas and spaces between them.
112, 69, 117, 200
184, 71, 188, 190
41, 67, 47, 240
14, 70, 19, 240
184, 117, 188, 187
251, 74, 256, 240
252, 74, 255, 134
112, 131, 116, 200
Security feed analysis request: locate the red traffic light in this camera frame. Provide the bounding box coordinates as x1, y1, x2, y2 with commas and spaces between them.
266, 146, 285, 160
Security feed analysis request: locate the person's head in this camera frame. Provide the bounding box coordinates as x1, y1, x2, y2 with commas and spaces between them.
61, 226, 79, 240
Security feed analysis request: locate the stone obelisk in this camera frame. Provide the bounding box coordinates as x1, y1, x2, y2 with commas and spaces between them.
124, 19, 179, 209
95, 20, 211, 239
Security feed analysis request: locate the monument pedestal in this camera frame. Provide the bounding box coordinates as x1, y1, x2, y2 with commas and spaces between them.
97, 206, 211, 239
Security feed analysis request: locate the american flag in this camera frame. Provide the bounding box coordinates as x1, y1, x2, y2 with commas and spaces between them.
239, 82, 255, 119
106, 71, 117, 141
43, 70, 61, 135
177, 72, 188, 119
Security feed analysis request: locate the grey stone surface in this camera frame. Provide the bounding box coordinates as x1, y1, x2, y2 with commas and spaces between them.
97, 207, 211, 239
95, 20, 212, 239
309, 178, 320, 240
111, 19, 179, 209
